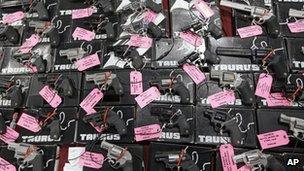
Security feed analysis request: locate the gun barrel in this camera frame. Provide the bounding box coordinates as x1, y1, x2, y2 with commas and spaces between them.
279, 114, 291, 124
100, 140, 114, 150
289, 8, 304, 18
220, 0, 252, 12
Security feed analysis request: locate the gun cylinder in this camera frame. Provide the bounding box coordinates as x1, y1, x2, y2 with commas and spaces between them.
100, 140, 114, 150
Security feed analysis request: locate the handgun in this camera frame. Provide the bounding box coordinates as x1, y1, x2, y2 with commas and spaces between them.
210, 70, 254, 106
84, 15, 115, 39
0, 82, 23, 108
150, 78, 190, 104
100, 140, 133, 171
155, 151, 199, 171
204, 109, 242, 145
111, 46, 144, 70
28, 0, 49, 21
28, 21, 60, 48
46, 118, 60, 140
280, 114, 304, 139
85, 72, 124, 95
83, 109, 127, 135
94, 0, 114, 13
0, 24, 20, 44
7, 142, 43, 171
178, 50, 220, 66
150, 106, 190, 136
13, 51, 47, 73
59, 47, 87, 62
220, 0, 280, 38
233, 150, 285, 171
289, 8, 304, 18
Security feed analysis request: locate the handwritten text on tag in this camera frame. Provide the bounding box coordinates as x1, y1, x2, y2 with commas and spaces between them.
72, 27, 95, 41
80, 88, 103, 113
17, 113, 41, 133
219, 144, 237, 171
135, 87, 161, 108
257, 130, 290, 149
78, 151, 104, 169
255, 73, 273, 99
208, 90, 236, 108
39, 85, 62, 108
237, 25, 263, 38
130, 71, 143, 95
75, 53, 100, 71
182, 63, 205, 84
134, 124, 161, 141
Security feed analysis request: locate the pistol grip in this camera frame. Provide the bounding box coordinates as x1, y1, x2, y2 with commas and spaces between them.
111, 77, 124, 95
267, 156, 285, 171
177, 115, 190, 137
7, 86, 23, 108
104, 22, 115, 39
130, 50, 144, 70
46, 27, 60, 48
265, 15, 280, 38
148, 22, 162, 38
32, 154, 43, 171
181, 160, 199, 171
207, 20, 223, 39
108, 111, 127, 135
122, 160, 133, 171
47, 119, 60, 140
268, 55, 288, 81
32, 56, 47, 73
59, 78, 75, 98
204, 49, 221, 64
235, 79, 255, 106
34, 1, 49, 21
224, 120, 242, 145
172, 83, 190, 104
0, 114, 6, 134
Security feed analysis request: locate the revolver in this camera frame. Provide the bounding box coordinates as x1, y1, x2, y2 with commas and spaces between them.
0, 112, 6, 134
150, 78, 190, 104
28, 0, 49, 21
150, 106, 190, 136
204, 109, 242, 145
289, 8, 304, 19
100, 140, 133, 171
84, 15, 115, 39
0, 24, 20, 44
210, 70, 255, 106
83, 109, 127, 135
220, 0, 280, 38
59, 47, 87, 62
233, 150, 285, 171
155, 151, 199, 171
0, 78, 23, 108
7, 142, 43, 171
13, 52, 47, 73
28, 21, 60, 48
178, 50, 220, 66
279, 114, 304, 139
85, 72, 124, 95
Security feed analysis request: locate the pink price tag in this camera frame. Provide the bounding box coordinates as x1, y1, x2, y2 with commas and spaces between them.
39, 85, 62, 108
75, 53, 101, 71
194, 0, 214, 19
130, 71, 143, 95
288, 21, 304, 33
255, 73, 273, 99
134, 124, 161, 141
17, 113, 41, 133
208, 90, 236, 108
80, 88, 104, 113
182, 63, 205, 84
143, 10, 158, 23
179, 32, 203, 47
78, 151, 104, 169
0, 126, 19, 144
72, 7, 94, 19
128, 35, 153, 48
237, 25, 263, 38
0, 157, 16, 171
257, 130, 290, 149
72, 27, 96, 41
219, 144, 237, 171
266, 93, 292, 107
135, 87, 161, 108
3, 11, 24, 24
19, 34, 40, 53
238, 166, 251, 171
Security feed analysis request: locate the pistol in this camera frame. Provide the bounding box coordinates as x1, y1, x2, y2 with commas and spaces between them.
85, 72, 124, 95
150, 78, 190, 104
28, 0, 49, 21
155, 151, 199, 171
7, 142, 43, 171
210, 70, 254, 106
204, 109, 242, 145
13, 51, 47, 73
59, 47, 87, 62
100, 140, 133, 171
220, 0, 280, 38
83, 109, 127, 135
279, 113, 304, 139
178, 50, 220, 66
150, 106, 190, 136
0, 24, 20, 44
233, 150, 285, 171
28, 21, 60, 47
